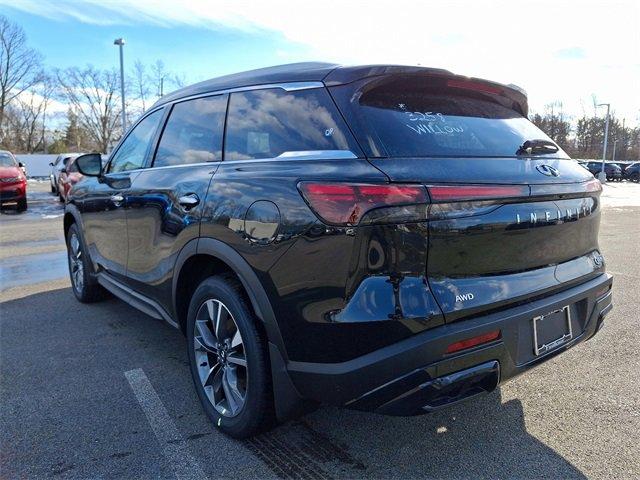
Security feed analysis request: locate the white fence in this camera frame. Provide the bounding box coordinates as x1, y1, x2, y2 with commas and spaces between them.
15, 154, 59, 178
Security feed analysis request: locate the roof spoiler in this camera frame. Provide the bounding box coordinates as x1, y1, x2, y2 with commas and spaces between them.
323, 65, 529, 117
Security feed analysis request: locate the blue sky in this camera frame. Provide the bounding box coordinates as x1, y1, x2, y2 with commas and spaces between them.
2, 0, 639, 125
1, 7, 310, 84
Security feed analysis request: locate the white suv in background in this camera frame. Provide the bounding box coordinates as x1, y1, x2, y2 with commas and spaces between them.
49, 153, 82, 194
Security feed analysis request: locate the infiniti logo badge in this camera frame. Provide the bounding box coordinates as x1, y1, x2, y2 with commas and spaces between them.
536, 164, 560, 177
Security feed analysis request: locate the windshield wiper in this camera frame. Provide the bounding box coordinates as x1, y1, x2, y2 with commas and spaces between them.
516, 139, 559, 156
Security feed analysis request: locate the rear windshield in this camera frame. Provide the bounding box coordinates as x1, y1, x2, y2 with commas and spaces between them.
331, 76, 567, 159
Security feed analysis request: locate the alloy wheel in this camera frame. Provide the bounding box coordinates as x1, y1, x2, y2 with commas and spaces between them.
193, 299, 247, 417
68, 233, 84, 292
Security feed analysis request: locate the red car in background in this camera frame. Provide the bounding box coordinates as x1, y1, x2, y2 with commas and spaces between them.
57, 155, 83, 202
0, 150, 27, 211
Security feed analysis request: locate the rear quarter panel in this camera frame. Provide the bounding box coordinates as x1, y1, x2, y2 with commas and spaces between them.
201, 157, 423, 362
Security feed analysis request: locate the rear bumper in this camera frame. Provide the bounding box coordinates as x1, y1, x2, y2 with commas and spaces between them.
287, 273, 613, 415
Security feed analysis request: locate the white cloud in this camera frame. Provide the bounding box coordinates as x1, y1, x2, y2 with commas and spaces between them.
5, 0, 640, 124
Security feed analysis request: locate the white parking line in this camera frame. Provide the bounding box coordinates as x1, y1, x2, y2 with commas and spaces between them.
125, 368, 207, 480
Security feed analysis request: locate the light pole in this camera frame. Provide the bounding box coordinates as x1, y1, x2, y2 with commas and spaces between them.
42, 110, 46, 153
114, 38, 126, 133
596, 103, 610, 182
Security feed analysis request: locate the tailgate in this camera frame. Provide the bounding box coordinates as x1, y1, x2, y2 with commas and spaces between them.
372, 158, 604, 322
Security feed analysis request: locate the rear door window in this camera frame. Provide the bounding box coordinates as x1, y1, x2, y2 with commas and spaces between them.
331, 76, 568, 159
224, 88, 361, 160
153, 95, 227, 167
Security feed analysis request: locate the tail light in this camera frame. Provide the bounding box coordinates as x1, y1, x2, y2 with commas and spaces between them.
583, 178, 603, 192
427, 184, 529, 220
298, 182, 428, 226
427, 184, 529, 202
445, 330, 501, 354
299, 181, 595, 226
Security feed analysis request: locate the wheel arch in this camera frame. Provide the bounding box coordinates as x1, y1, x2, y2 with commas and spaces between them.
172, 237, 307, 421
63, 204, 86, 244
63, 210, 78, 239
173, 238, 286, 352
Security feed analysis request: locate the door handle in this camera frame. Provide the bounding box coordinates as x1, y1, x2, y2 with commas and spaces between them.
111, 194, 124, 206
178, 193, 200, 210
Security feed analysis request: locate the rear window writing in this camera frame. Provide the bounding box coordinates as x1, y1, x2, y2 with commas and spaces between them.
331, 77, 566, 158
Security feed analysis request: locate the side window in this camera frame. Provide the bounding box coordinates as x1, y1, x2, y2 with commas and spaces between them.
224, 88, 359, 160
67, 160, 78, 173
108, 109, 163, 173
153, 95, 227, 167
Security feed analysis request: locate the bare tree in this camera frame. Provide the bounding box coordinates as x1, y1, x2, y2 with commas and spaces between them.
0, 16, 43, 133
150, 59, 169, 97
7, 77, 54, 152
56, 66, 122, 152
130, 59, 149, 112
530, 101, 572, 153
172, 72, 187, 90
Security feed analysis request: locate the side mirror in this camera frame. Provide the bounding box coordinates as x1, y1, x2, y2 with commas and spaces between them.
75, 153, 103, 177
18, 162, 24, 167
49, 162, 54, 166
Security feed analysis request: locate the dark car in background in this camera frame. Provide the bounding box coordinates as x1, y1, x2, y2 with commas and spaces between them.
585, 161, 623, 181
64, 63, 613, 438
49, 153, 81, 194
0, 150, 27, 211
623, 162, 640, 182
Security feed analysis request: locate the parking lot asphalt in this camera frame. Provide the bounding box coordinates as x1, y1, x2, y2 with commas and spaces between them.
1, 181, 639, 479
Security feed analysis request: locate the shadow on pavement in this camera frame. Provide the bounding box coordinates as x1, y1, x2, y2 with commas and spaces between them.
1, 287, 586, 479
304, 389, 587, 479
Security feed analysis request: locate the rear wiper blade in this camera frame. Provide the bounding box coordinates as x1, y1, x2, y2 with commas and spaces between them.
516, 139, 559, 156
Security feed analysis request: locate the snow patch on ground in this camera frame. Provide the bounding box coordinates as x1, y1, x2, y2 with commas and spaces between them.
600, 182, 640, 207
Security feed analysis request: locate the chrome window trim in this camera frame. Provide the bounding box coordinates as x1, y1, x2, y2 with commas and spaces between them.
104, 150, 361, 174
160, 81, 325, 107
277, 150, 357, 160
118, 162, 217, 174
220, 150, 360, 165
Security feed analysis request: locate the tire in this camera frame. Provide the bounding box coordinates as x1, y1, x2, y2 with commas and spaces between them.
632, 174, 640, 183
66, 223, 107, 303
186, 275, 275, 439
51, 181, 56, 193
16, 197, 27, 212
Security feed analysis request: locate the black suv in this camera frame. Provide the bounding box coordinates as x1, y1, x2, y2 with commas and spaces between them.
66, 63, 613, 438
585, 161, 623, 181
623, 162, 640, 182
